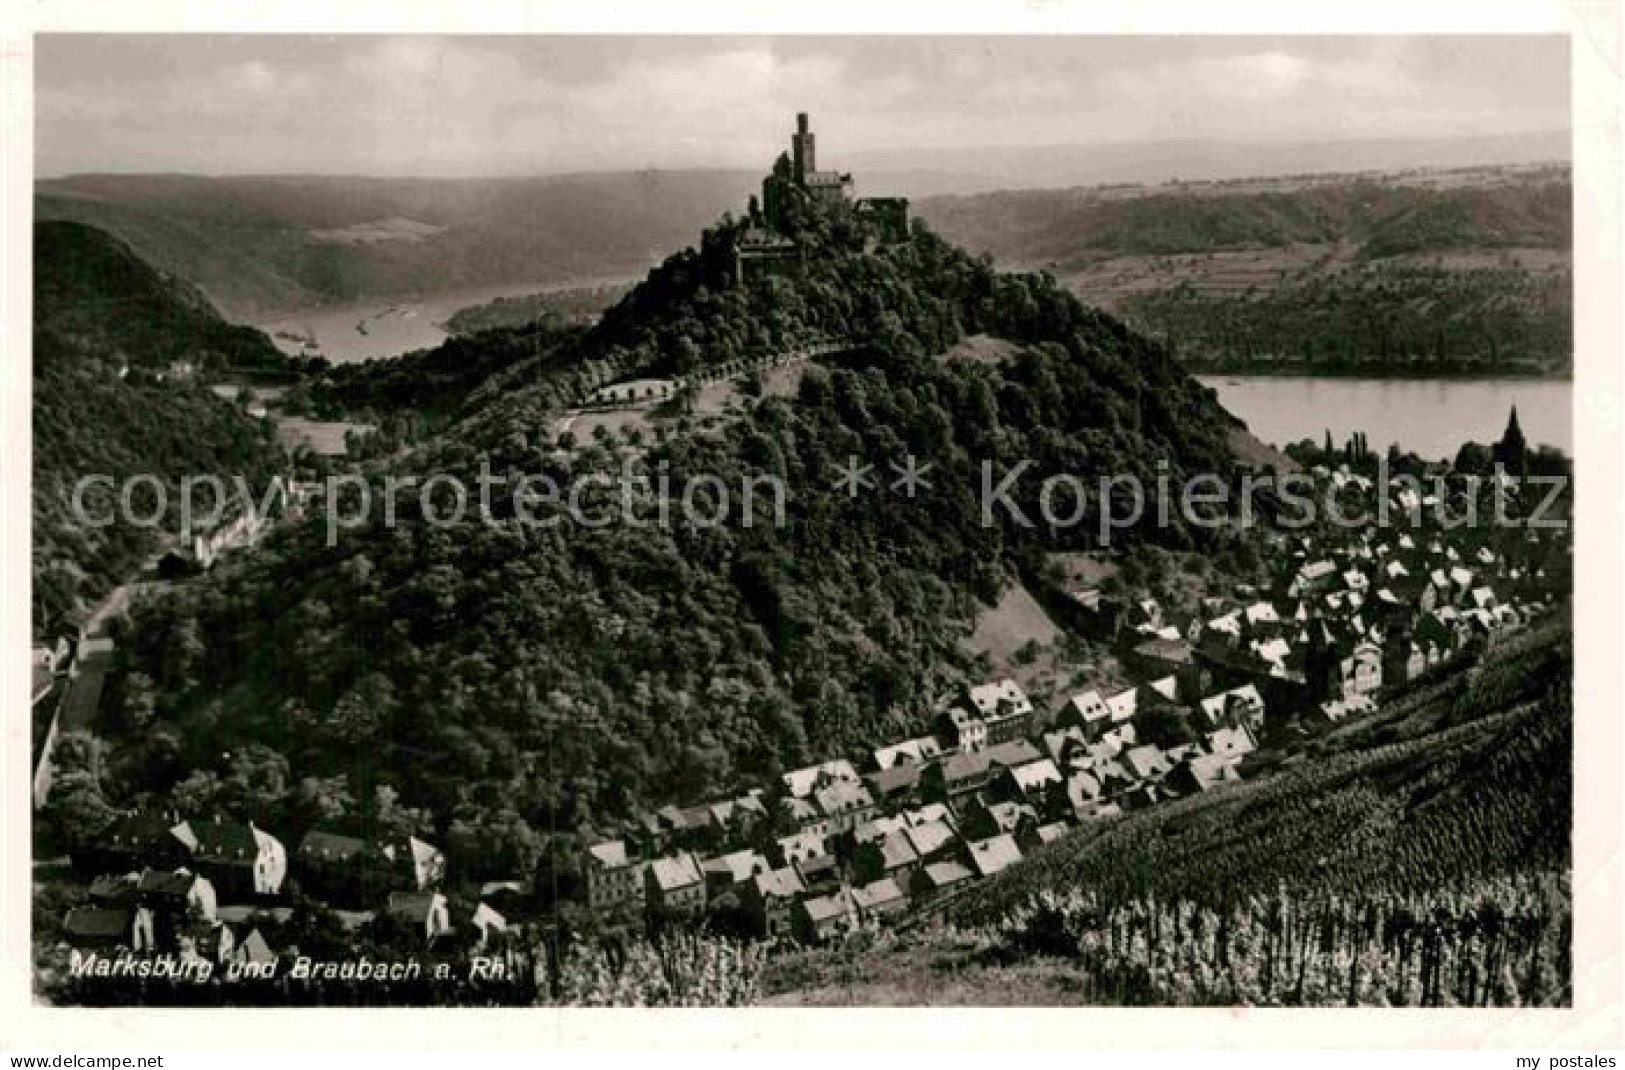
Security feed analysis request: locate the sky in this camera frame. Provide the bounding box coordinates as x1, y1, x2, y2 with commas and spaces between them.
34, 35, 1570, 177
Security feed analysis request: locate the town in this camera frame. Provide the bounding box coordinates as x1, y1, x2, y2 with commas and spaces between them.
29, 407, 1570, 994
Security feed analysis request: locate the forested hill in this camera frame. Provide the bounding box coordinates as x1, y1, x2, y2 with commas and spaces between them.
101, 198, 1247, 876
36, 172, 758, 318
32, 221, 285, 636
34, 221, 290, 379
917, 168, 1573, 376
918, 172, 1571, 265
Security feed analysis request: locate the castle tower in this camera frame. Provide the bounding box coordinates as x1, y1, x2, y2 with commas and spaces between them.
791, 112, 815, 184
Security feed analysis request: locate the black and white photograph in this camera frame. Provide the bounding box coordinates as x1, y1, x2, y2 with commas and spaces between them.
4, 7, 1620, 1046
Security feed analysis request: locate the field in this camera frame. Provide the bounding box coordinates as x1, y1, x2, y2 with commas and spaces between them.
275, 416, 373, 457
957, 582, 1124, 714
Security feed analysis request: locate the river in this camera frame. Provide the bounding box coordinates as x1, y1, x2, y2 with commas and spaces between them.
1198, 376, 1573, 460
251, 280, 625, 364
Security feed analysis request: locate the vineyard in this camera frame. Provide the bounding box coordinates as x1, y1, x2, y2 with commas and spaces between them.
538, 930, 765, 1006
762, 626, 1572, 1006
983, 875, 1569, 1006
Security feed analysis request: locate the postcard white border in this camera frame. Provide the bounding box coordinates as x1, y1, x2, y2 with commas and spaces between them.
1, 0, 1619, 1052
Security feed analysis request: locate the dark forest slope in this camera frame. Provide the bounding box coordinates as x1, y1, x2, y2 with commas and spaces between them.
100, 199, 1247, 883
36, 172, 757, 317
32, 222, 285, 635
918, 170, 1572, 376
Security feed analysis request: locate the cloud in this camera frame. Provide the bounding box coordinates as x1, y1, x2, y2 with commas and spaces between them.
33, 36, 1569, 177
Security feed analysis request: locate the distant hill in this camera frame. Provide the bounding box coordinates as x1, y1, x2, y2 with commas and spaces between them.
918, 167, 1572, 376
34, 219, 290, 377
32, 221, 285, 635
36, 172, 758, 319
852, 131, 1570, 197
34, 131, 1568, 323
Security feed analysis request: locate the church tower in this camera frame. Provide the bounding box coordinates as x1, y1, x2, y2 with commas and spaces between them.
1495, 404, 1527, 477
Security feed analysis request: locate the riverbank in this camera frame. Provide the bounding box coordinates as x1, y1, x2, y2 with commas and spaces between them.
1198, 375, 1573, 459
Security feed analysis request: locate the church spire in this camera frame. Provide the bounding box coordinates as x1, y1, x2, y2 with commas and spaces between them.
1496, 403, 1527, 476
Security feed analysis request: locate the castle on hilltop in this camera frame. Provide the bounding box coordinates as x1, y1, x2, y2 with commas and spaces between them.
731, 113, 910, 285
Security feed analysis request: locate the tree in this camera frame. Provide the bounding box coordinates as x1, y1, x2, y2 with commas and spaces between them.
295, 775, 355, 825
1454, 441, 1492, 476
46, 770, 116, 851
120, 671, 157, 730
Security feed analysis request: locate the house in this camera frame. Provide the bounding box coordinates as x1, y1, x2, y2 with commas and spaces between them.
1166, 754, 1241, 795
1126, 597, 1164, 631
796, 890, 858, 942
961, 679, 1036, 745
902, 803, 955, 828
997, 758, 1064, 804
61, 907, 136, 951
471, 902, 510, 949
852, 815, 910, 844
206, 923, 276, 968
701, 850, 770, 895
1061, 689, 1113, 741
872, 736, 946, 769
1244, 601, 1281, 629
1206, 725, 1258, 764
707, 793, 769, 839
78, 812, 188, 877
813, 779, 877, 835
1383, 635, 1429, 685
778, 795, 827, 835
171, 819, 286, 900
1146, 675, 1181, 703
793, 854, 843, 898
136, 867, 218, 923
1064, 770, 1104, 815
584, 840, 647, 913
88, 874, 137, 905
742, 866, 806, 938
782, 760, 861, 799
852, 830, 920, 886
645, 853, 707, 916
776, 829, 828, 867
387, 891, 452, 946
851, 877, 908, 922
901, 818, 960, 864
966, 834, 1023, 878
941, 704, 988, 753
914, 860, 975, 899
1018, 821, 1071, 853
1123, 744, 1174, 782
959, 799, 1037, 841
382, 836, 446, 891
1338, 641, 1383, 699
1104, 686, 1142, 725
864, 763, 922, 808
1317, 694, 1377, 724
1291, 560, 1340, 597
1197, 684, 1265, 733
924, 739, 1042, 800
293, 830, 389, 906
1041, 726, 1092, 770
1128, 638, 1201, 698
